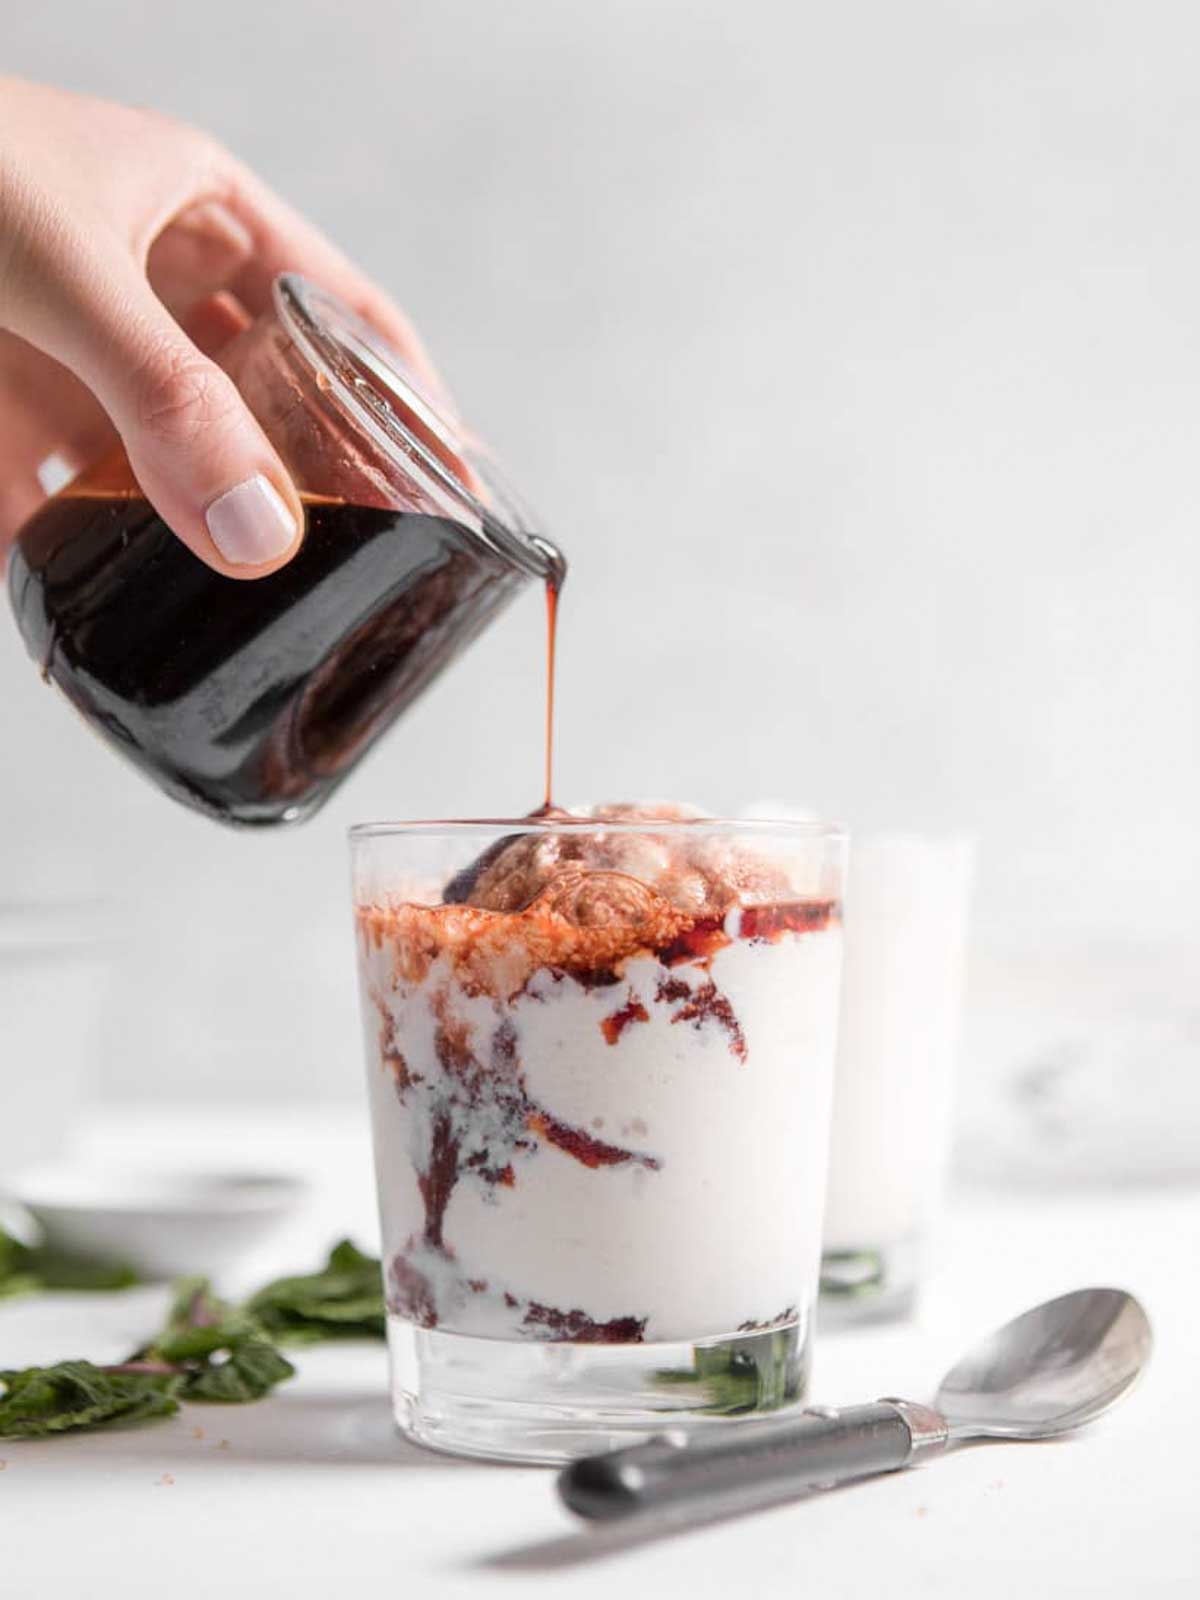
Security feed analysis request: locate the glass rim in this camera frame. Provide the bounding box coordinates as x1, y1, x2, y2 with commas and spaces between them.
349, 815, 847, 842
273, 273, 559, 582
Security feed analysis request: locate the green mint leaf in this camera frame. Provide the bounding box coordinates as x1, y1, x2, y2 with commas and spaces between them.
0, 1229, 41, 1302
163, 1276, 224, 1333
180, 1340, 296, 1403
654, 1328, 803, 1415
245, 1239, 385, 1345
0, 1360, 181, 1439
138, 1276, 296, 1404
0, 1225, 138, 1299
147, 1278, 243, 1358
0, 1228, 34, 1279
22, 1249, 139, 1293
0, 1240, 382, 1438
0, 1272, 43, 1302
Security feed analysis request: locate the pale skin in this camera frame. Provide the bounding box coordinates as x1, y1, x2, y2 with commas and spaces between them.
0, 78, 448, 577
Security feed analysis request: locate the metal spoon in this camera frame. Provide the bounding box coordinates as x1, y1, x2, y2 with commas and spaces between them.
558, 1287, 1151, 1521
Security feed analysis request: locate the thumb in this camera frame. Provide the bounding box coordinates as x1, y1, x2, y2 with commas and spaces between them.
47, 272, 303, 577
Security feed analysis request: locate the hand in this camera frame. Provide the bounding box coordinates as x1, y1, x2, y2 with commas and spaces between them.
0, 78, 447, 576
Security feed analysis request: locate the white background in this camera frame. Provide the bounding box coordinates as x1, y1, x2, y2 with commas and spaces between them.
3, 0, 1199, 1105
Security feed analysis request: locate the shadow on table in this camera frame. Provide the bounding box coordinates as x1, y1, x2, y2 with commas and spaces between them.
473, 1473, 894, 1571
473, 1432, 1077, 1572
64, 1390, 478, 1471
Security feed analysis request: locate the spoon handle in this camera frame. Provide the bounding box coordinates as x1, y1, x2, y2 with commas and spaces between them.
558, 1400, 949, 1521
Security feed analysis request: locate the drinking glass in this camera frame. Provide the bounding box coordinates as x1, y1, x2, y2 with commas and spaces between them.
820, 834, 973, 1320
351, 815, 846, 1462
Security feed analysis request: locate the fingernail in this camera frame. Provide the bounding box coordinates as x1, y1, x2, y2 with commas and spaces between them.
205, 475, 296, 566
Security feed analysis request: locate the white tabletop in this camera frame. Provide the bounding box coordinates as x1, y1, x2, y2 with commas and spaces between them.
1, 1107, 1195, 1599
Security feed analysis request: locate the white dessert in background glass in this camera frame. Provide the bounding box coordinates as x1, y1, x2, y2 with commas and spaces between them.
820, 833, 973, 1319
351, 807, 846, 1463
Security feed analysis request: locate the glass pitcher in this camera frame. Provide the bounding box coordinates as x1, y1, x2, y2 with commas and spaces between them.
6, 275, 563, 825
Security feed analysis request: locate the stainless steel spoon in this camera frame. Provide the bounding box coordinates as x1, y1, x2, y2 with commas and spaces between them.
558, 1286, 1152, 1521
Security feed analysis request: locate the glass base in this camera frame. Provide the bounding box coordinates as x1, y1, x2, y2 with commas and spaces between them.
819, 1237, 919, 1325
388, 1312, 812, 1464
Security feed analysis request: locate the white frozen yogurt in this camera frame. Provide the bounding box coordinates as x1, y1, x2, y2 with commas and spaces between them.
356, 827, 842, 1345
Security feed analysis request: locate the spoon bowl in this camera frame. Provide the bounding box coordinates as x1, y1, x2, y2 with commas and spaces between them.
936, 1286, 1153, 1441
